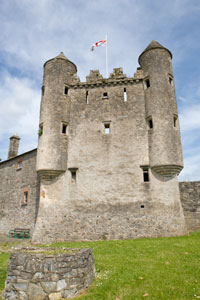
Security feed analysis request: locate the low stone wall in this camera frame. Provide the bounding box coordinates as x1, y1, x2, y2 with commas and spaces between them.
4, 247, 95, 300
179, 181, 200, 231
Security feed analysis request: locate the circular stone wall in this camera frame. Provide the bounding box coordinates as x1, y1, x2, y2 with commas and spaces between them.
4, 247, 95, 300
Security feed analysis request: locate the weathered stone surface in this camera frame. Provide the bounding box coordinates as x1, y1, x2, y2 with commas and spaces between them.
4, 247, 95, 300
27, 283, 46, 300
49, 292, 62, 300
41, 281, 57, 293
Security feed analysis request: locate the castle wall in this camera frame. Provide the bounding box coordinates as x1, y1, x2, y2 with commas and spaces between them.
32, 76, 187, 243
0, 149, 39, 235
179, 182, 200, 231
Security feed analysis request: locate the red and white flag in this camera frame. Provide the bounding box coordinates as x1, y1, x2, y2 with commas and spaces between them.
91, 39, 107, 51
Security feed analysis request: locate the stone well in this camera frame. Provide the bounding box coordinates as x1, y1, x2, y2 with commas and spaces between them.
4, 247, 95, 300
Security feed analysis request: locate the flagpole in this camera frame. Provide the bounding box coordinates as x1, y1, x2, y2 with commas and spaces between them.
105, 34, 108, 78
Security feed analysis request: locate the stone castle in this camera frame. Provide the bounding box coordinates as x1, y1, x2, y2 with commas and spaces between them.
0, 40, 200, 243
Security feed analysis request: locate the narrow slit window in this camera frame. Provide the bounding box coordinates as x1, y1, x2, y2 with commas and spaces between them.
86, 91, 89, 104
124, 88, 127, 102
103, 92, 108, 99
104, 123, 110, 134
69, 168, 78, 183
62, 123, 68, 134
148, 118, 153, 129
64, 86, 68, 95
169, 77, 174, 86
22, 190, 29, 206
42, 86, 45, 96
38, 123, 43, 137
174, 115, 178, 127
145, 79, 150, 89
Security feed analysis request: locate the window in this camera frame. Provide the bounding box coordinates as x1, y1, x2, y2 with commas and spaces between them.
64, 86, 68, 95
86, 91, 89, 104
147, 117, 153, 129
124, 88, 127, 102
173, 115, 178, 127
140, 166, 150, 182
169, 77, 174, 86
144, 79, 150, 89
69, 168, 78, 184
104, 123, 110, 134
16, 160, 23, 170
103, 92, 108, 99
141, 205, 145, 208
38, 123, 43, 137
62, 122, 68, 134
22, 190, 29, 206
42, 86, 45, 96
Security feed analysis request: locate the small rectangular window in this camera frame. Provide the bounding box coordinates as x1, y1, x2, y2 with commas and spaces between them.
144, 79, 150, 89
147, 117, 153, 129
22, 190, 29, 206
38, 123, 43, 137
104, 123, 110, 134
140, 166, 150, 182
69, 168, 78, 184
16, 161, 23, 170
42, 86, 45, 96
174, 115, 178, 127
103, 92, 108, 99
62, 123, 68, 134
64, 86, 68, 95
124, 88, 127, 102
86, 91, 89, 104
169, 77, 174, 86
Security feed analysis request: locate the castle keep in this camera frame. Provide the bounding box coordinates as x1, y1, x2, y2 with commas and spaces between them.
0, 41, 200, 243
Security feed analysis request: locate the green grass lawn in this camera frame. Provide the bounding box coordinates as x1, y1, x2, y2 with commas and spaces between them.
1, 232, 200, 300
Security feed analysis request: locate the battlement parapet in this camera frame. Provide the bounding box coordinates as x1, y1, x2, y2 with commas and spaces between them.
72, 67, 144, 89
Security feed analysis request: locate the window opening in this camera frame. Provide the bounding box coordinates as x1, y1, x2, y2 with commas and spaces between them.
141, 166, 150, 182
42, 86, 45, 96
38, 123, 43, 137
145, 79, 150, 89
86, 91, 89, 104
174, 115, 178, 127
143, 169, 149, 182
103, 92, 108, 99
124, 88, 127, 102
64, 86, 68, 95
69, 168, 78, 183
17, 161, 22, 170
147, 117, 153, 129
169, 77, 174, 86
104, 123, 110, 134
62, 123, 68, 134
22, 190, 29, 206
141, 205, 145, 208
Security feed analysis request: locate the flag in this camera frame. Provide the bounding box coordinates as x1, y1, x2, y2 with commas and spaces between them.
91, 39, 107, 51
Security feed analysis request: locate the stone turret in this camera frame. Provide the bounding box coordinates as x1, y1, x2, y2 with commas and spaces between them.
139, 40, 183, 178
8, 133, 20, 159
36, 52, 77, 178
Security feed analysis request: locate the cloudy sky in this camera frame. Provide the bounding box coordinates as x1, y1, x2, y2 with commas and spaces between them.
0, 0, 200, 181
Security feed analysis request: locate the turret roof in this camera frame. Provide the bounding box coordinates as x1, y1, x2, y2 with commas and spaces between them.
44, 52, 77, 72
138, 40, 172, 64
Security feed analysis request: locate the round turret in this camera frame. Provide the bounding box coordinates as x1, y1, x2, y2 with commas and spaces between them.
139, 41, 183, 178
36, 52, 77, 178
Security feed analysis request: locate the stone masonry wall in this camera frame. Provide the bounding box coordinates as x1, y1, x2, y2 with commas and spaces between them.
4, 247, 95, 300
0, 149, 39, 235
179, 181, 200, 231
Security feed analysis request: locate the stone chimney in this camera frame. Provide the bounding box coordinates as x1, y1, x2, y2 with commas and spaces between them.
8, 133, 20, 159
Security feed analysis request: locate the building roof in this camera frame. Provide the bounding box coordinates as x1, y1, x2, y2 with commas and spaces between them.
138, 40, 172, 64
44, 51, 77, 72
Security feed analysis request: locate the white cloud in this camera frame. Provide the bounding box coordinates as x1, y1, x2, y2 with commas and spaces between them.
0, 72, 40, 160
